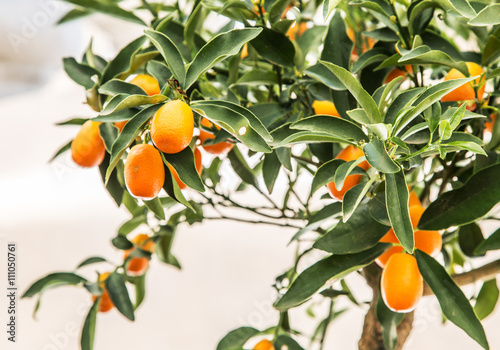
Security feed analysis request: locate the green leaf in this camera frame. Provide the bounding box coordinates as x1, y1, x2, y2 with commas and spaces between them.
398, 45, 469, 76
474, 279, 499, 321
163, 147, 205, 192
263, 151, 281, 194
323, 0, 343, 20
334, 158, 366, 191
130, 274, 146, 309
449, 0, 476, 18
385, 88, 425, 124
63, 57, 100, 89
62, 0, 146, 25
274, 335, 305, 350
376, 295, 404, 350
118, 213, 147, 236
291, 115, 369, 144
234, 69, 278, 86
192, 102, 271, 153
385, 170, 414, 253
274, 243, 390, 310
50, 140, 72, 162
305, 64, 345, 90
342, 178, 376, 221
80, 298, 98, 350
144, 197, 166, 220
368, 192, 391, 226
352, 48, 389, 74
321, 12, 352, 70
76, 257, 107, 269
99, 79, 147, 96
419, 164, 500, 230
393, 77, 476, 135
155, 224, 180, 268
98, 123, 118, 152
56, 117, 89, 126
319, 61, 382, 124
269, 0, 291, 23
100, 93, 167, 116
438, 120, 452, 141
415, 250, 489, 349
475, 227, 500, 255
482, 29, 500, 66
250, 27, 295, 67
363, 138, 400, 173
227, 146, 259, 188
58, 8, 91, 25
458, 222, 485, 257
105, 273, 135, 321
147, 60, 172, 89
443, 141, 487, 156
185, 28, 262, 89
314, 204, 390, 254
22, 273, 87, 298
216, 327, 260, 350
105, 104, 163, 183
112, 235, 133, 250
101, 37, 147, 84
162, 162, 194, 211
311, 159, 365, 195
98, 153, 123, 207
144, 29, 186, 87
469, 4, 500, 26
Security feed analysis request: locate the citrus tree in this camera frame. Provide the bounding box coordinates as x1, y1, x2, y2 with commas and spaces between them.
23, 0, 500, 349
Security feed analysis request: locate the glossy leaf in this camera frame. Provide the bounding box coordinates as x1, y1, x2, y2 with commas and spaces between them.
291, 115, 369, 144
469, 4, 500, 26
415, 250, 489, 349
250, 27, 295, 67
311, 159, 365, 195
274, 243, 390, 310
105, 273, 135, 321
363, 138, 400, 174
274, 335, 305, 350
376, 295, 404, 350
227, 146, 259, 188
475, 228, 500, 255
76, 257, 107, 269
290, 203, 342, 242
62, 0, 145, 25
100, 93, 167, 116
342, 178, 376, 222
314, 204, 390, 254
319, 61, 382, 124
99, 79, 147, 96
162, 162, 194, 211
81, 298, 98, 350
63, 57, 100, 89
144, 197, 166, 220
263, 151, 281, 194
419, 164, 500, 230
185, 28, 262, 89
22, 273, 87, 298
474, 279, 499, 320
101, 37, 146, 83
163, 147, 205, 192
385, 170, 414, 253
216, 327, 259, 350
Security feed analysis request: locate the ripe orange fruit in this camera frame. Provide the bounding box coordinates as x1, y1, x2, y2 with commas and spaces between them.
381, 253, 423, 313
124, 144, 165, 200
414, 230, 442, 256
384, 65, 413, 84
486, 113, 497, 133
287, 22, 308, 40
312, 100, 340, 117
124, 234, 155, 276
170, 147, 203, 189
241, 44, 249, 59
253, 339, 275, 350
441, 62, 485, 102
130, 74, 161, 96
151, 100, 194, 154
71, 121, 106, 168
115, 120, 128, 132
198, 118, 234, 155
327, 145, 370, 201
408, 190, 421, 207
91, 272, 114, 313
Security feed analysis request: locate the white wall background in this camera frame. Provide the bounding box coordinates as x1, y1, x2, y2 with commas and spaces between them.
0, 1, 499, 349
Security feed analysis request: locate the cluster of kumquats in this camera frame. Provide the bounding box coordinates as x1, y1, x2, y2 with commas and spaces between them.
308, 57, 489, 314
70, 73, 234, 312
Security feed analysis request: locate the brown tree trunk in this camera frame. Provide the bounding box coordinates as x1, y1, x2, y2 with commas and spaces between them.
358, 264, 414, 350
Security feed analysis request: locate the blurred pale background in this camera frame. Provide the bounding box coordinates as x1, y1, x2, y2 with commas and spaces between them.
0, 1, 499, 349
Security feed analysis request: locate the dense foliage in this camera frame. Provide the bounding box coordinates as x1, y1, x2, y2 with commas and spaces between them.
23, 0, 500, 349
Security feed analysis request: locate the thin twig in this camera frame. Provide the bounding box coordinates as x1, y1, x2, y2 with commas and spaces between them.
204, 216, 302, 229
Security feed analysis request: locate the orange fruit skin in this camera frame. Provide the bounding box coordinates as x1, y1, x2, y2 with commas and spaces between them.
384, 65, 413, 84
124, 234, 155, 276
130, 74, 161, 96
381, 253, 423, 313
71, 121, 106, 168
241, 44, 249, 59
199, 118, 234, 155
347, 28, 375, 61
414, 230, 442, 257
151, 100, 194, 154
124, 144, 165, 200
91, 272, 114, 313
171, 147, 203, 190
287, 22, 308, 40
441, 62, 485, 102
312, 100, 340, 117
376, 245, 404, 268
486, 113, 497, 133
115, 120, 127, 132
408, 190, 421, 207
327, 145, 370, 201
253, 339, 275, 350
